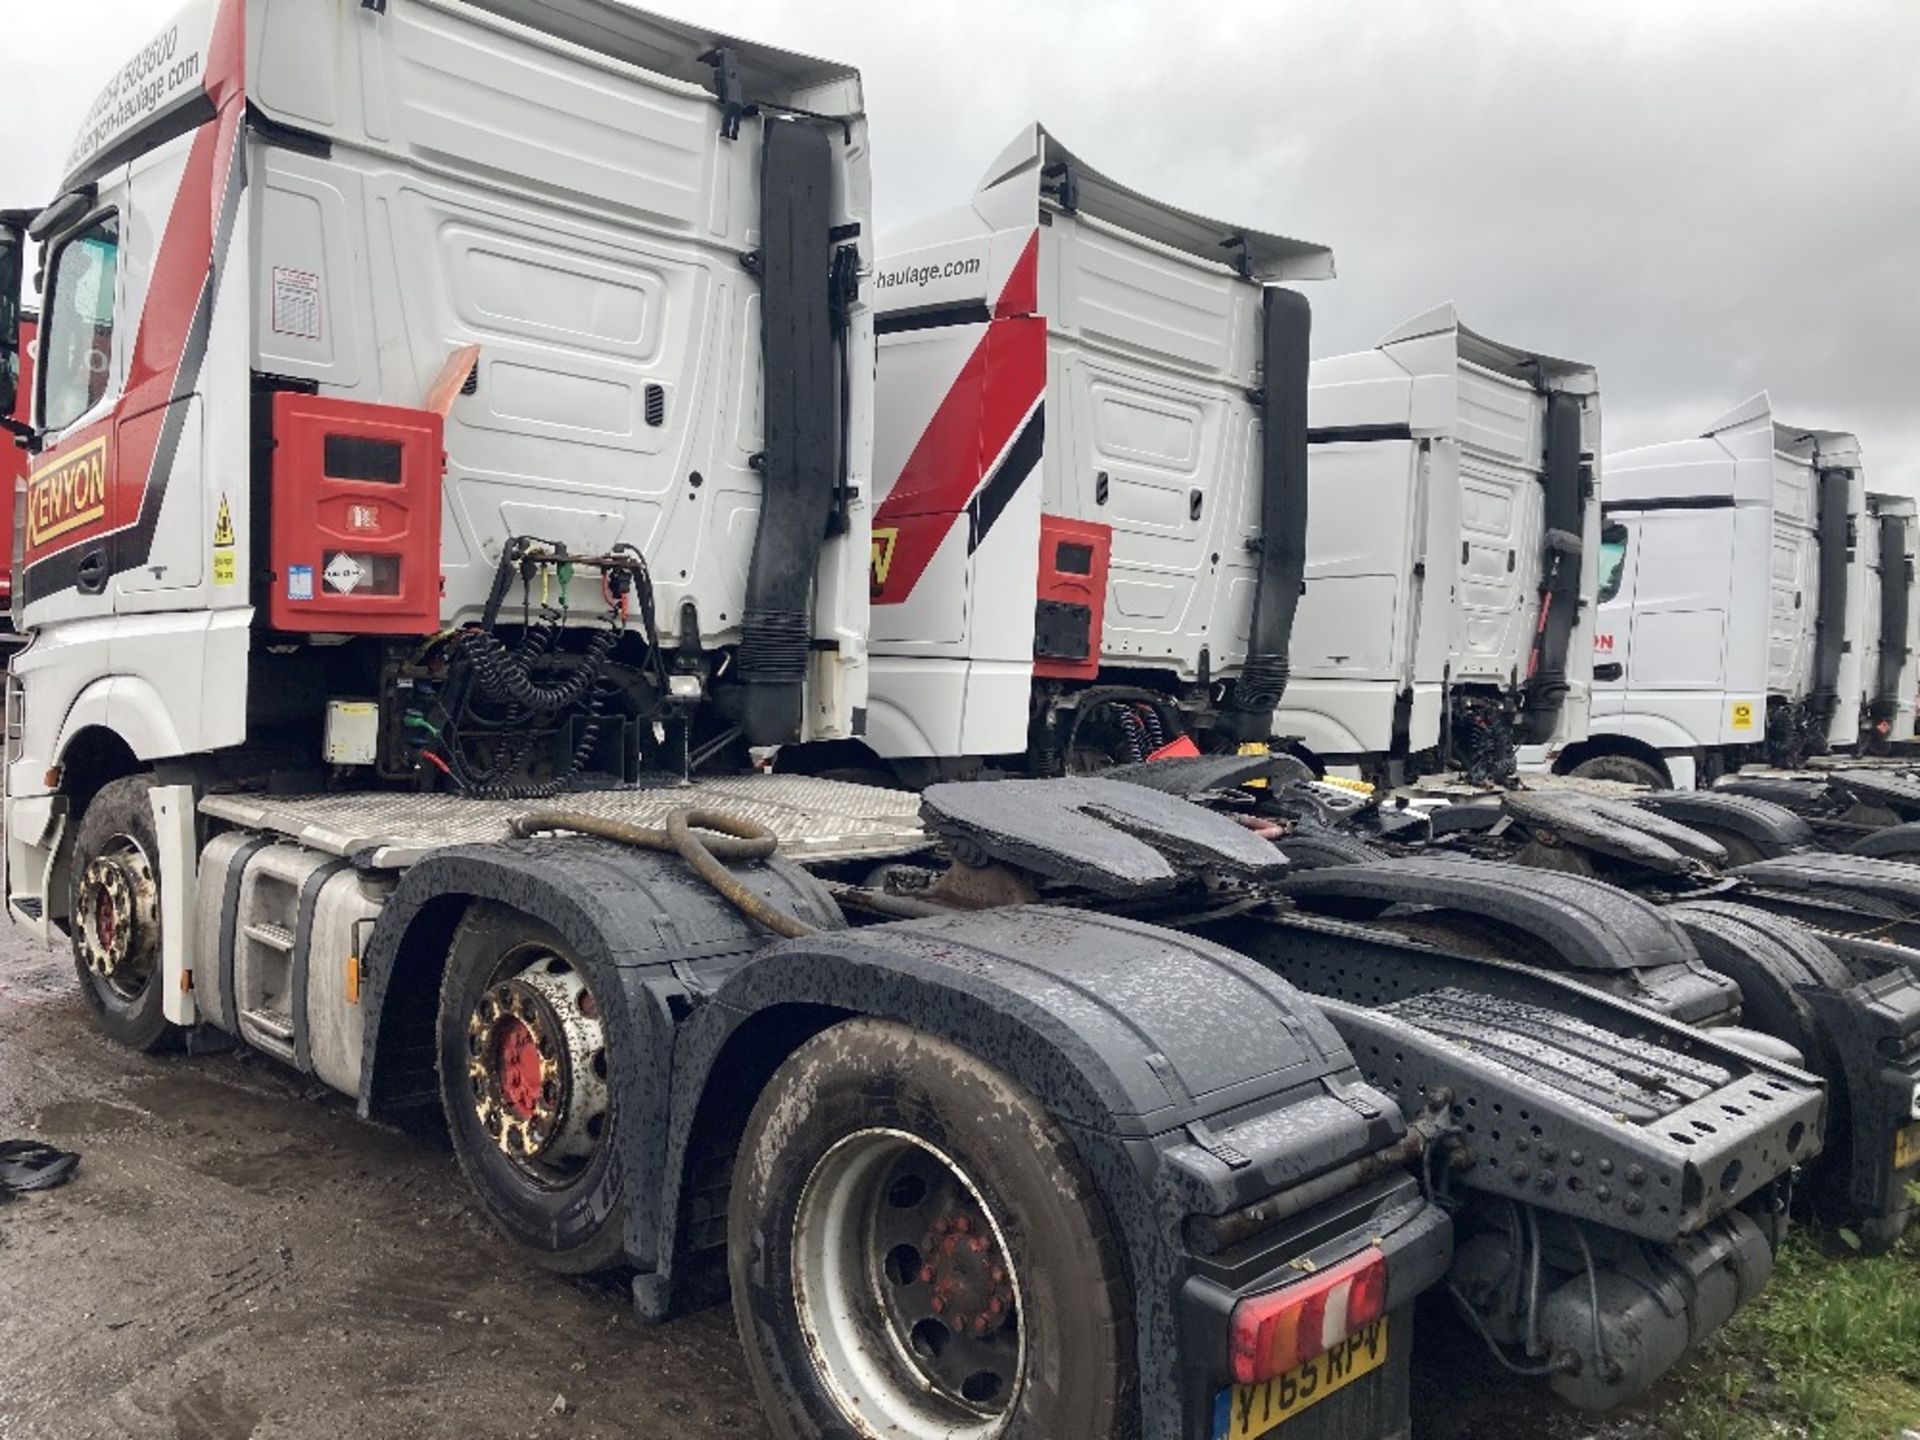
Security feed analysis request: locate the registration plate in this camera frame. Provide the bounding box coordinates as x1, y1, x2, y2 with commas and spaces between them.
1896, 1121, 1920, 1173
1214, 1318, 1389, 1439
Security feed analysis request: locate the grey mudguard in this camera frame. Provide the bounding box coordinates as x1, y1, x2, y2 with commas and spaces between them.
1637, 790, 1820, 859
1732, 851, 1920, 912
1503, 790, 1725, 872
1847, 821, 1920, 861
1279, 854, 1738, 1022
1197, 909, 1827, 1242
354, 836, 846, 1269
662, 904, 1426, 1440
1828, 768, 1920, 816
1283, 856, 1698, 972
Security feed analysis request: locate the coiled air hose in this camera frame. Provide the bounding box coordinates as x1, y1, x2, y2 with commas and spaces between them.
508, 809, 821, 939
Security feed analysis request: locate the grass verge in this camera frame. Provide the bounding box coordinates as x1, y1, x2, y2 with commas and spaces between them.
1665, 1211, 1920, 1440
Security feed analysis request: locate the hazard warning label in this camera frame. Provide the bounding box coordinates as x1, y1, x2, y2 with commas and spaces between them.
213, 495, 236, 585
324, 553, 367, 595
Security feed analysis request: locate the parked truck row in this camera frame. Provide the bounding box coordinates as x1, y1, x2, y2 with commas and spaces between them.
2, 5, 1915, 1440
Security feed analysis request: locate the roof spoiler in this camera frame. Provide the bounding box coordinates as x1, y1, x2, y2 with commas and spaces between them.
1703, 393, 1862, 469
971, 123, 1333, 283
1377, 302, 1598, 394
446, 0, 863, 112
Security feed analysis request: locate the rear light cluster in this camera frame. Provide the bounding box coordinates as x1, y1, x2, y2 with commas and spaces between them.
1229, 1249, 1387, 1385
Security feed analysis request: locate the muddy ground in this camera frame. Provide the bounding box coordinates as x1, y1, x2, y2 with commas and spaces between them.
0, 927, 1679, 1440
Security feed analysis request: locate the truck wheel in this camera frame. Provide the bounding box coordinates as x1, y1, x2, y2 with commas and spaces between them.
70, 774, 176, 1052
436, 901, 626, 1274
1569, 754, 1669, 789
730, 1019, 1135, 1440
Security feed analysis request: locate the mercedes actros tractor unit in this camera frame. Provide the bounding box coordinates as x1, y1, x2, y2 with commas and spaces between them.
1279, 305, 1599, 786
0, 4, 1832, 1438
848, 121, 1332, 783
1565, 395, 1876, 789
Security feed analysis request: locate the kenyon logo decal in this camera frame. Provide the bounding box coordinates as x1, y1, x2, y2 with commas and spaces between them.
27, 438, 110, 548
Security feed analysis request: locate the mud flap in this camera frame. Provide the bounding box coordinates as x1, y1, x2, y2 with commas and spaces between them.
1803, 970, 1920, 1249
1666, 900, 1920, 1242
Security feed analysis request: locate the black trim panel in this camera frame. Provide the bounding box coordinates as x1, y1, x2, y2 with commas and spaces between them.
967, 406, 1044, 554
1601, 495, 1738, 514
876, 301, 993, 336
1307, 423, 1414, 446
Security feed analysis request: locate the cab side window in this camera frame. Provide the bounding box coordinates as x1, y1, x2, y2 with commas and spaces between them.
40, 214, 120, 434
1597, 521, 1629, 605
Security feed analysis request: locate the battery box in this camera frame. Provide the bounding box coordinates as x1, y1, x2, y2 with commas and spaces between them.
269, 393, 444, 634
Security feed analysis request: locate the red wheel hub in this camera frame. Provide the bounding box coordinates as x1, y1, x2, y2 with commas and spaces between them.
95, 891, 119, 951
493, 1018, 545, 1119
919, 1210, 1016, 1337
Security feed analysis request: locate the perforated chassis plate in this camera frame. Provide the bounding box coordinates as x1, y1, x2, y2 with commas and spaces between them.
200, 775, 932, 870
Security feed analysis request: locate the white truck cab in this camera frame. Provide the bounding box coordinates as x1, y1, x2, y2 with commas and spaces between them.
854, 123, 1333, 776
1279, 304, 1601, 784
1570, 395, 1870, 788
5, 0, 875, 937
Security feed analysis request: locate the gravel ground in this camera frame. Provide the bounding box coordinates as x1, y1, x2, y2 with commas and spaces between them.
0, 925, 1677, 1440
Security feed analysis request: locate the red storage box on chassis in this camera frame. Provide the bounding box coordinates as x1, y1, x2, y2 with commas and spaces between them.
269, 393, 444, 634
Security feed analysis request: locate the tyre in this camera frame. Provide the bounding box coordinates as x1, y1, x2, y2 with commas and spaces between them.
436, 901, 626, 1274
729, 1018, 1136, 1440
1568, 753, 1670, 790
69, 774, 176, 1052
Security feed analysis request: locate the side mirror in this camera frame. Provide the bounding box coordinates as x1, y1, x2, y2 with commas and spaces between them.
0, 214, 25, 423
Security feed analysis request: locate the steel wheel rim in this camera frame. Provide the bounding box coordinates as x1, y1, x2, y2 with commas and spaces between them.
464, 946, 610, 1188
75, 833, 160, 1002
791, 1128, 1025, 1438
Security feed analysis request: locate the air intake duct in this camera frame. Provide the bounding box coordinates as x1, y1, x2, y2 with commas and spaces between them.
1226, 286, 1311, 743
1809, 468, 1852, 730
738, 119, 836, 746
1872, 513, 1909, 725
1519, 391, 1588, 745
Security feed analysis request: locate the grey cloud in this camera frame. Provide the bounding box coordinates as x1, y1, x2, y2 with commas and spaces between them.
12, 1, 1916, 488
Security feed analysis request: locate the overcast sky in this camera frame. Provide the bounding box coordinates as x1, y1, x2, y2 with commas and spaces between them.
9, 1, 1917, 491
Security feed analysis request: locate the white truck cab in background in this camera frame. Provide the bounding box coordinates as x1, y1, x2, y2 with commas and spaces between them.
1569, 395, 1872, 788
850, 123, 1334, 777
1280, 305, 1601, 785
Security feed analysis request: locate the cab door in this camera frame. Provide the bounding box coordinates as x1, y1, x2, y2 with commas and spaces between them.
1589, 516, 1634, 719
21, 176, 130, 629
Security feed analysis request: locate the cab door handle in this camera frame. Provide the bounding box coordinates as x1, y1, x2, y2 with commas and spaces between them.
76, 550, 108, 595
1594, 662, 1623, 682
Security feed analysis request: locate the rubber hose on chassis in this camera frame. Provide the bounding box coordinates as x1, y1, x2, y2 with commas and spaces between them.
508, 810, 821, 940
1227, 286, 1312, 743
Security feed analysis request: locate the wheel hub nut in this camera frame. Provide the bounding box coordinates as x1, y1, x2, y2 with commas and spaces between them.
466, 962, 608, 1172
